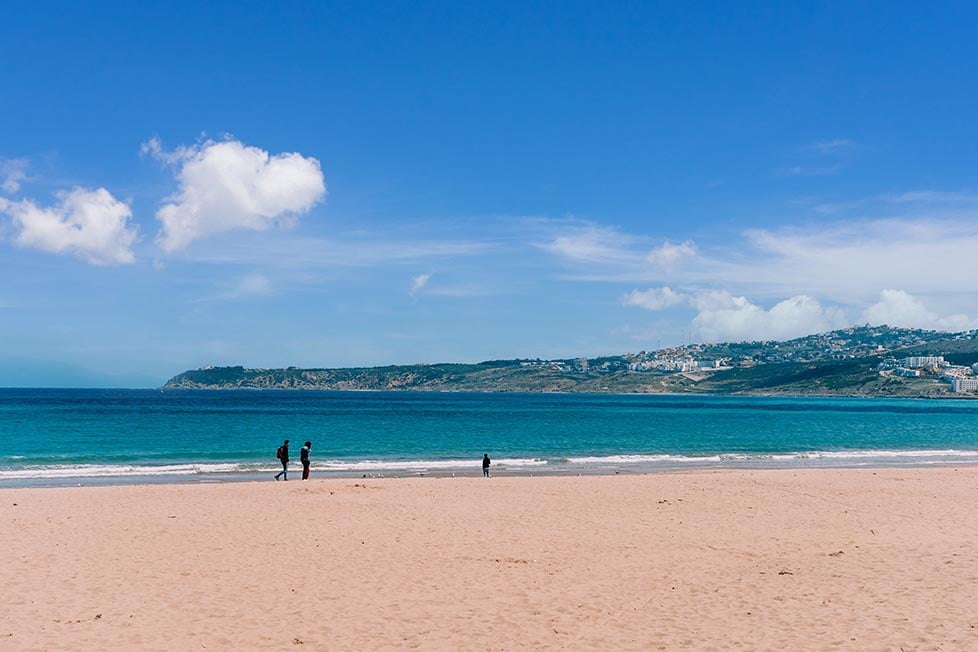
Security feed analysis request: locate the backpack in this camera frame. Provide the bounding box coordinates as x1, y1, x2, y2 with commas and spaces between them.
276, 445, 285, 460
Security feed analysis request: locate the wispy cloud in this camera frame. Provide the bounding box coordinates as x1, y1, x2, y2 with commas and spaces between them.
730, 217, 978, 300
171, 232, 494, 269
804, 139, 853, 155
543, 212, 978, 304
646, 240, 697, 269
536, 197, 978, 337
196, 273, 274, 302
779, 138, 855, 177
409, 273, 430, 296
779, 163, 845, 177
0, 158, 29, 194
536, 222, 642, 264
882, 190, 978, 204
815, 189, 978, 215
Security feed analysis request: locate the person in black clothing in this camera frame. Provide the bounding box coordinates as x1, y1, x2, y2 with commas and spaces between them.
274, 439, 290, 481
482, 453, 491, 477
300, 440, 312, 480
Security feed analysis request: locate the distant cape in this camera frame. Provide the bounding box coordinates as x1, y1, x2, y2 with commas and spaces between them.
163, 326, 978, 398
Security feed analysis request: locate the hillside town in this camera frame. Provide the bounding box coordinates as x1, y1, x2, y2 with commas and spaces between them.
515, 326, 978, 393
171, 326, 978, 396
877, 356, 978, 393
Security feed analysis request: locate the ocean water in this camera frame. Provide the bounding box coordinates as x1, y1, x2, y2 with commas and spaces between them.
2, 388, 978, 486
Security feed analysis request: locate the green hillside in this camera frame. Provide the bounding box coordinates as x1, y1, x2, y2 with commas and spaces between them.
163, 327, 978, 397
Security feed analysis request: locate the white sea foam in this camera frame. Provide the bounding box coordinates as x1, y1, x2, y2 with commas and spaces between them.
0, 463, 255, 480
781, 449, 978, 459
4, 449, 978, 481
564, 454, 722, 464
563, 449, 978, 466
319, 457, 548, 472
0, 458, 550, 480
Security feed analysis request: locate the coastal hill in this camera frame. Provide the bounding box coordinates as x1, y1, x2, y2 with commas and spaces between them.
163, 326, 978, 397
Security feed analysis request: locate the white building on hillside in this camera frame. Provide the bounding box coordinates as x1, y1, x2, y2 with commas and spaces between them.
902, 356, 945, 369
951, 377, 978, 393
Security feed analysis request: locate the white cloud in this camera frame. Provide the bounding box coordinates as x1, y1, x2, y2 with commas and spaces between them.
539, 224, 639, 264
0, 188, 137, 265
883, 190, 978, 204
234, 273, 273, 297
779, 139, 853, 177
731, 218, 978, 301
779, 163, 844, 177
529, 207, 978, 334
140, 137, 192, 166
196, 273, 274, 302
0, 158, 28, 194
806, 139, 853, 154
172, 232, 491, 268
622, 287, 686, 311
148, 137, 326, 252
861, 289, 978, 331
691, 292, 849, 342
646, 240, 696, 268
815, 190, 978, 215
409, 273, 431, 296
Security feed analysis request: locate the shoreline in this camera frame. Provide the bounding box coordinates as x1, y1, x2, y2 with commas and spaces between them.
5, 453, 978, 489
4, 467, 978, 650
160, 385, 978, 399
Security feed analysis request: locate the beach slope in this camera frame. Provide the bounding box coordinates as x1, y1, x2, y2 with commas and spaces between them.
3, 469, 978, 650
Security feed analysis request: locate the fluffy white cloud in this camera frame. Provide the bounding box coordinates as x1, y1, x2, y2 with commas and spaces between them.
622, 286, 686, 311
147, 137, 326, 252
691, 292, 849, 342
861, 289, 978, 331
646, 240, 696, 268
0, 158, 28, 194
0, 188, 137, 265
409, 273, 431, 296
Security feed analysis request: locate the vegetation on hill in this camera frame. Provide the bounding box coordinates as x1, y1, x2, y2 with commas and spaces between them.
162, 326, 978, 397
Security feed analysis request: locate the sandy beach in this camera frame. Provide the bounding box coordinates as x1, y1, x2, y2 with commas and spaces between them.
3, 468, 978, 651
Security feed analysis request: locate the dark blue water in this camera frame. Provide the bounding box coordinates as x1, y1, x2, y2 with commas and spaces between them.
2, 389, 978, 484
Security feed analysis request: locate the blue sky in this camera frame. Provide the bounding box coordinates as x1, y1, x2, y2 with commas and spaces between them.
2, 1, 978, 386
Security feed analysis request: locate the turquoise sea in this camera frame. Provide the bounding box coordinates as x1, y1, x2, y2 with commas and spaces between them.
2, 389, 978, 486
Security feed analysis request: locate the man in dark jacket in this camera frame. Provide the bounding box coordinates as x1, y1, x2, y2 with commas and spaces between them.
301, 440, 312, 480
482, 453, 491, 477
274, 439, 290, 481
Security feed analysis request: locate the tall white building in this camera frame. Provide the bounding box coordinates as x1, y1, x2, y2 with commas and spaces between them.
951, 377, 978, 393
902, 356, 945, 368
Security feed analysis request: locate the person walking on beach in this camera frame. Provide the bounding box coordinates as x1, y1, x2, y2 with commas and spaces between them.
300, 440, 312, 480
274, 439, 290, 481
482, 453, 491, 477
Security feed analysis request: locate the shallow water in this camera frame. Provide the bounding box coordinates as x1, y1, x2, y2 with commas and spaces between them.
2, 388, 978, 485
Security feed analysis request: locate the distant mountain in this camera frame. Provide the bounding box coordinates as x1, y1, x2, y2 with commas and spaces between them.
162, 326, 978, 398
0, 358, 162, 388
